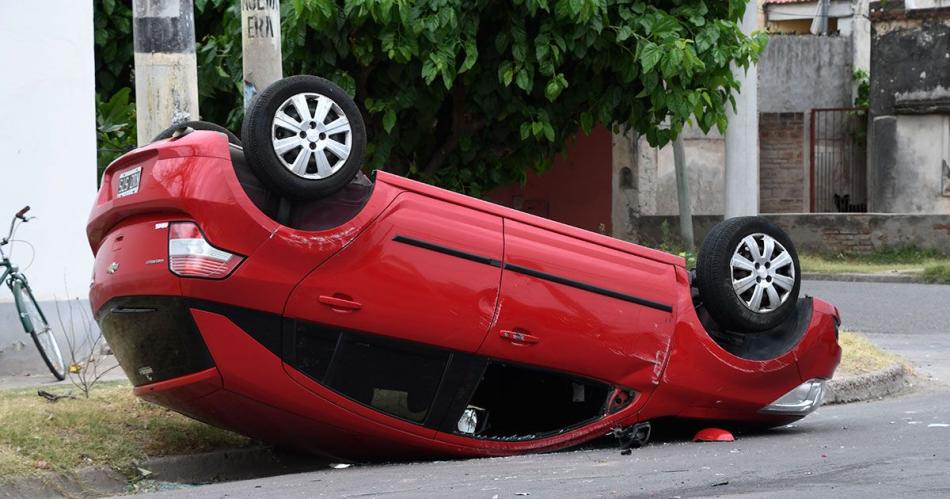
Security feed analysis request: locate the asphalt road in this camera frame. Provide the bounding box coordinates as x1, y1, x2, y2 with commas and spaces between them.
803, 280, 950, 382
137, 280, 950, 498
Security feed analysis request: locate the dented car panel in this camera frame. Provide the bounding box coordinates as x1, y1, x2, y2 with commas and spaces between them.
89, 132, 841, 461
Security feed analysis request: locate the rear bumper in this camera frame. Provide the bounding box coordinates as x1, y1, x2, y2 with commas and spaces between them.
98, 297, 215, 386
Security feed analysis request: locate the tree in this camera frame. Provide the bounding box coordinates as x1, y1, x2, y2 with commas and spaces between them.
95, 0, 766, 196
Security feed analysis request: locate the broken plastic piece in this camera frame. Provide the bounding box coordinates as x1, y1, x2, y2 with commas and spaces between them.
693, 427, 735, 442
613, 421, 651, 452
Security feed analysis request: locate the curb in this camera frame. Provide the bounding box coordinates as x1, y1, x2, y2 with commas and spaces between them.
0, 447, 331, 499
803, 272, 926, 284
0, 466, 127, 499
138, 446, 330, 484
825, 362, 910, 404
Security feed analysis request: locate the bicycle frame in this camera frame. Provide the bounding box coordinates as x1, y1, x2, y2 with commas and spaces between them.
1, 210, 35, 326
1, 228, 19, 288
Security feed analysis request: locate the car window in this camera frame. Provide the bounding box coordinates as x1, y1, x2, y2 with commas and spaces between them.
294, 323, 449, 424
459, 362, 611, 440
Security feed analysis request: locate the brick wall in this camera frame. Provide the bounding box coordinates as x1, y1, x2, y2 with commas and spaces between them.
627, 214, 950, 256
759, 112, 805, 213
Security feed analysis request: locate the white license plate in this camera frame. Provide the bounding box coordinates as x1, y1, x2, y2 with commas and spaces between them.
116, 166, 142, 198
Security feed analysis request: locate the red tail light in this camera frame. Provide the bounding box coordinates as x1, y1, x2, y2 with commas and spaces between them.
168, 222, 244, 278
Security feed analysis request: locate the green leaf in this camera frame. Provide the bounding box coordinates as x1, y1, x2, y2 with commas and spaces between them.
515, 68, 533, 92
616, 26, 634, 43
532, 121, 543, 136
460, 40, 478, 73
580, 111, 594, 134
383, 109, 397, 133
499, 61, 515, 87
542, 122, 555, 142
544, 78, 562, 102
639, 42, 662, 72
422, 58, 439, 85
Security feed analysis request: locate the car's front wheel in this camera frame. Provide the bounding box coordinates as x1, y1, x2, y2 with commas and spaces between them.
241, 75, 367, 201
695, 216, 801, 332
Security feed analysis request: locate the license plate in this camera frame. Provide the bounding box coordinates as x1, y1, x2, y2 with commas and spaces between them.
116, 166, 142, 198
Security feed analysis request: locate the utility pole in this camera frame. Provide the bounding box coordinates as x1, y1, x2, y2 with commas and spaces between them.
132, 0, 200, 145
242, 0, 283, 109
723, 0, 760, 219
673, 135, 694, 249
810, 0, 830, 36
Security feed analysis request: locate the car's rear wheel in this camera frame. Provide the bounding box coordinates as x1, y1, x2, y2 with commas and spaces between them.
695, 216, 801, 332
153, 120, 242, 147
241, 75, 367, 201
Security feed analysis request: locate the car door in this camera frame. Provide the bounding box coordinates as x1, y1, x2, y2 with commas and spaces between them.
478, 219, 678, 391
282, 192, 503, 426
285, 191, 504, 352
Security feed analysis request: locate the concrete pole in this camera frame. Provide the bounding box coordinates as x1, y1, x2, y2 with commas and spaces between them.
673, 135, 695, 249
242, 0, 283, 109
724, 0, 760, 218
852, 0, 871, 97
132, 0, 200, 145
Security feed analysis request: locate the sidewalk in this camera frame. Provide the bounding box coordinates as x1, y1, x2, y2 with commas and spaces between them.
0, 354, 126, 391
803, 270, 932, 284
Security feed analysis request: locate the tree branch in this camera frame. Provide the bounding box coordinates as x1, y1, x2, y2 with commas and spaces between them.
423, 85, 486, 176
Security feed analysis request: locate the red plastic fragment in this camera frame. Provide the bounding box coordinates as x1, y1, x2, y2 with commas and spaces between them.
693, 427, 735, 442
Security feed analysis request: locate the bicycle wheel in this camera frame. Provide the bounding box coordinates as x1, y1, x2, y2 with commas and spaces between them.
12, 279, 66, 380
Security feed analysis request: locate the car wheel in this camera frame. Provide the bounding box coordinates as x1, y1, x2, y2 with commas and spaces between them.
152, 120, 242, 147
241, 75, 367, 201
695, 216, 801, 332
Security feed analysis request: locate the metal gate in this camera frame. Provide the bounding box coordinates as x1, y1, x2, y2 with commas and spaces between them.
810, 108, 868, 212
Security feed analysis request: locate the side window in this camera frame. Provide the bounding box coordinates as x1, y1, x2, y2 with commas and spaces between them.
458, 363, 612, 440
325, 335, 449, 423
292, 323, 449, 424
293, 322, 339, 382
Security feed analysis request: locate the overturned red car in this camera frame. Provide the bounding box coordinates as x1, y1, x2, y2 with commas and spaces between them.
88, 76, 840, 460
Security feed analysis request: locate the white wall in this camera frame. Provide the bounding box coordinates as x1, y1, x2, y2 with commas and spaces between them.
0, 2, 97, 301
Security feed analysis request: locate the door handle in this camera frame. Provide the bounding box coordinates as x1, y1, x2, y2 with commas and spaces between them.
499, 329, 540, 345
318, 295, 362, 311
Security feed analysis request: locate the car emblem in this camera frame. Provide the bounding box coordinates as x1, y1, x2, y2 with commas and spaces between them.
107, 262, 120, 274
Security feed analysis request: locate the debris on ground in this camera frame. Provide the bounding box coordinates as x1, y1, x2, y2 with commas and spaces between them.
37, 389, 74, 402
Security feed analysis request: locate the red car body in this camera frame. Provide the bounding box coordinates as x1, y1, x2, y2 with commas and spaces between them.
88, 132, 841, 460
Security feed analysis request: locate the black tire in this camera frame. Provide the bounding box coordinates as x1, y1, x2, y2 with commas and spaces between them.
241, 75, 367, 201
153, 120, 243, 147
13, 280, 66, 381
695, 216, 801, 332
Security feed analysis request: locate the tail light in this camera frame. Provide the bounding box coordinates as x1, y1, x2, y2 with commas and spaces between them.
168, 222, 244, 279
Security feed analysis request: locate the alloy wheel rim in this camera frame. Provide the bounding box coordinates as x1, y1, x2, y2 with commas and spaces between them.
270, 92, 352, 179
729, 233, 796, 313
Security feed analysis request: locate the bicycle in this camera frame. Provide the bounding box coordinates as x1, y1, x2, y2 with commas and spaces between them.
0, 206, 66, 380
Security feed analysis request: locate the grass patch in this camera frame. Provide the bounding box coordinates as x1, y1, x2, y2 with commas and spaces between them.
0, 381, 250, 479
837, 331, 903, 377
800, 246, 950, 275
921, 263, 950, 284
